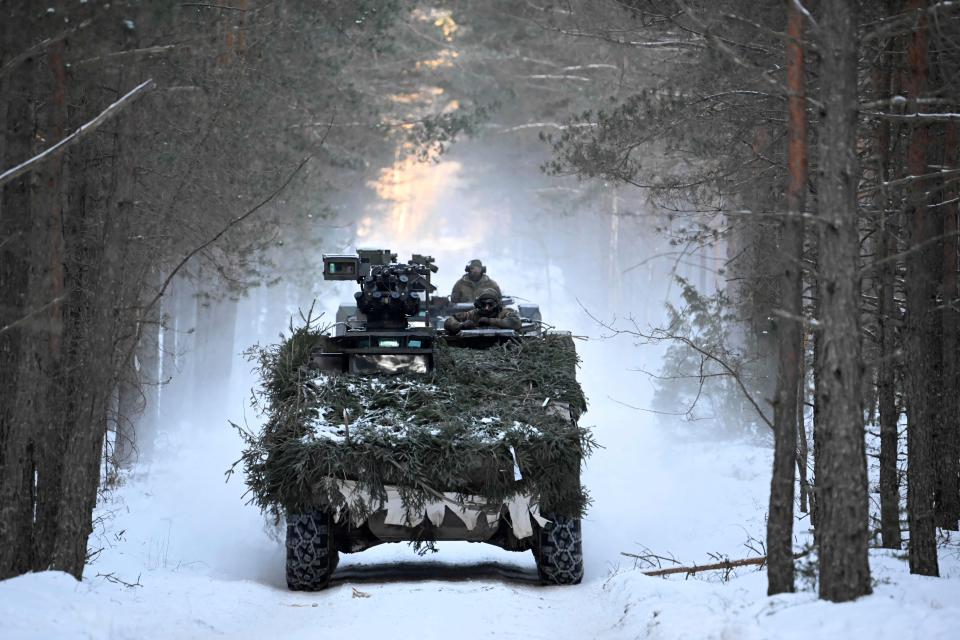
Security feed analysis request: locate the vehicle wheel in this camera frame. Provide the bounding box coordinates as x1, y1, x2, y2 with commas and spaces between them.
286, 511, 339, 590
533, 514, 583, 585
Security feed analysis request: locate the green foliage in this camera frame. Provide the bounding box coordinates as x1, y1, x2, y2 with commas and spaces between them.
406, 102, 499, 162
541, 88, 744, 206
233, 328, 593, 522
653, 277, 773, 438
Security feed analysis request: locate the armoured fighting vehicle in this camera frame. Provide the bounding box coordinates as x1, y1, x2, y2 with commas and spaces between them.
266, 250, 589, 589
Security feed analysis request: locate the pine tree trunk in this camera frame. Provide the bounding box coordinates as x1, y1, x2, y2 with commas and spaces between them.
815, 0, 873, 602
0, 26, 12, 574
797, 337, 810, 515
115, 355, 141, 467
135, 267, 163, 461
811, 284, 821, 534
190, 271, 239, 416
903, 0, 941, 577
0, 31, 39, 578
939, 121, 960, 531
877, 207, 902, 549
767, 0, 806, 596
875, 9, 903, 549
31, 35, 70, 572
52, 209, 121, 577
48, 55, 139, 576
161, 273, 182, 398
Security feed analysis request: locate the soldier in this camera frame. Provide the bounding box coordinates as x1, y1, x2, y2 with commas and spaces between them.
450, 259, 501, 303
444, 288, 521, 335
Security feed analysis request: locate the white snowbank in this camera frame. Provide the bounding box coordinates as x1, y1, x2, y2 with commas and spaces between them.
4, 193, 959, 638
3, 548, 958, 639
3, 409, 958, 640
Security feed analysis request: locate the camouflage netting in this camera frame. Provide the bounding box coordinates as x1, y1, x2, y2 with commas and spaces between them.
234, 324, 594, 523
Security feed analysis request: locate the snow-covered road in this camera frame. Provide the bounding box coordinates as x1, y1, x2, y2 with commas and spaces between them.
4, 368, 960, 639
4, 325, 960, 639
5, 502, 959, 639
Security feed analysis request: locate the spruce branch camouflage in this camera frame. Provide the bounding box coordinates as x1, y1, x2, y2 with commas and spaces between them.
234, 327, 592, 523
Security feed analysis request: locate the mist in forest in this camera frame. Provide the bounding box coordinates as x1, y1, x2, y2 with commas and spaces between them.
9, 3, 960, 635
113, 130, 751, 588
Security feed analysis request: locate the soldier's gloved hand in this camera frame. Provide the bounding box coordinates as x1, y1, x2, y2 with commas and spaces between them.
443, 316, 460, 334
461, 319, 477, 330
477, 317, 491, 326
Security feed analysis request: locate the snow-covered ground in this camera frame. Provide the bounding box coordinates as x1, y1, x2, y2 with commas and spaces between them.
3, 334, 959, 639
4, 148, 960, 638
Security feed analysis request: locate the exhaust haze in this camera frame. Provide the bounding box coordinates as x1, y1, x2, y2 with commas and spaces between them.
96, 137, 769, 590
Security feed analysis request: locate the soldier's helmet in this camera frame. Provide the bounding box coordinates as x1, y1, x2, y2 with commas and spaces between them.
474, 288, 501, 316
465, 259, 486, 277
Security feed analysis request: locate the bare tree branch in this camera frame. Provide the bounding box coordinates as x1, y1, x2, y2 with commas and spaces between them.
860, 2, 960, 42
640, 555, 765, 577
865, 111, 960, 123
181, 2, 248, 10
0, 19, 92, 81
139, 155, 313, 329
0, 79, 155, 188
73, 45, 181, 68
580, 301, 774, 429
859, 229, 960, 276
0, 294, 69, 338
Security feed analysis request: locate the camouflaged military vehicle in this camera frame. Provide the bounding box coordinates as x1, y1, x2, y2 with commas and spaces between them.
238, 249, 592, 590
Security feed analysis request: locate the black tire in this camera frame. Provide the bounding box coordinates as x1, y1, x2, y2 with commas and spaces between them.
533, 514, 583, 585
286, 511, 339, 591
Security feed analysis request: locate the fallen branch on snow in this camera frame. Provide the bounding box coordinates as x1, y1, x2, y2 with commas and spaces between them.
640, 555, 768, 577
96, 571, 143, 588
626, 551, 810, 578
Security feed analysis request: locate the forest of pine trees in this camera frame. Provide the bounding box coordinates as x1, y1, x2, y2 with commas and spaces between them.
2, 0, 959, 608
540, 0, 960, 599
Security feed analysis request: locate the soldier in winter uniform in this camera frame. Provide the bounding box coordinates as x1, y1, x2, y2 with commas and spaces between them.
444, 288, 520, 335
450, 259, 501, 303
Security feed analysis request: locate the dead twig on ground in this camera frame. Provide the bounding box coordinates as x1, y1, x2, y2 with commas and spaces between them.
638, 551, 809, 578
96, 571, 143, 588
621, 545, 682, 570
